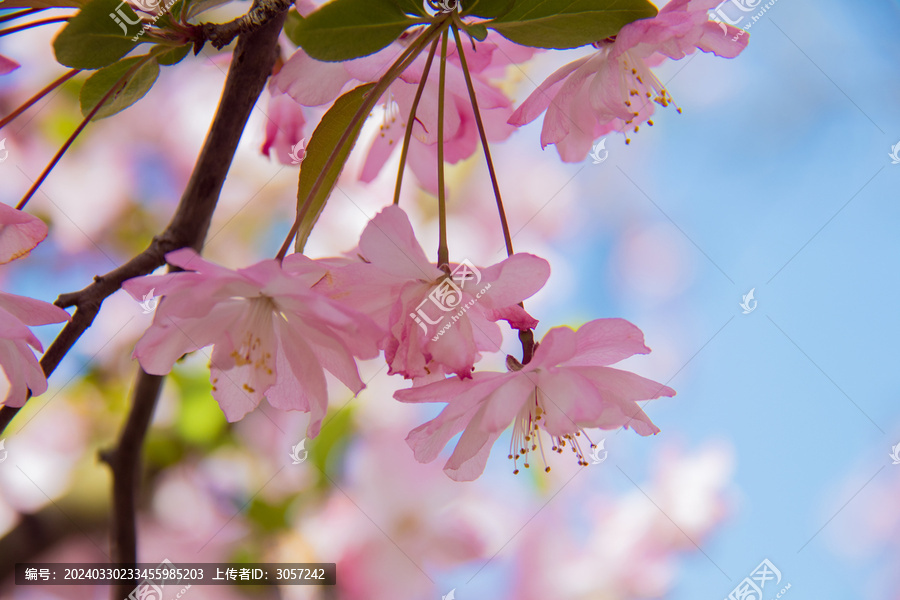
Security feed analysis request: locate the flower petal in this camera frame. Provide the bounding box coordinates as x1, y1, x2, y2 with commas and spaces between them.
0, 204, 48, 264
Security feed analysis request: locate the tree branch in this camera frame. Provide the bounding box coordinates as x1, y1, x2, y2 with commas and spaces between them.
100, 371, 164, 600
0, 0, 287, 438
197, 0, 292, 50
100, 7, 288, 599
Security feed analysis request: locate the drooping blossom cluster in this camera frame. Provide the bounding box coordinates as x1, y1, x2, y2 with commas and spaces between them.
264, 0, 748, 171
509, 0, 749, 160
121, 248, 383, 436
0, 0, 750, 483
396, 317, 674, 480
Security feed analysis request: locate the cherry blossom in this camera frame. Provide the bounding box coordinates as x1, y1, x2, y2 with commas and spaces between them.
0, 291, 70, 407
510, 443, 733, 600
270, 32, 533, 192
0, 203, 49, 264
508, 0, 749, 161
315, 205, 549, 380
260, 83, 307, 165
122, 249, 382, 435
395, 318, 674, 480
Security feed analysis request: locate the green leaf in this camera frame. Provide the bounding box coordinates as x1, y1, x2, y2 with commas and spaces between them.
295, 83, 375, 253
489, 0, 658, 49
283, 9, 303, 46
80, 55, 159, 119
293, 0, 415, 61
53, 0, 142, 69
391, 0, 426, 17
463, 0, 514, 19
461, 21, 488, 41
153, 43, 191, 65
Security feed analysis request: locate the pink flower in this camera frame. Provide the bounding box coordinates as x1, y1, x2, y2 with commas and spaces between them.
395, 318, 674, 481
317, 205, 550, 381
271, 32, 533, 193
0, 54, 19, 76
122, 249, 382, 435
260, 83, 307, 165
509, 0, 749, 161
511, 443, 733, 600
0, 291, 70, 407
0, 203, 49, 264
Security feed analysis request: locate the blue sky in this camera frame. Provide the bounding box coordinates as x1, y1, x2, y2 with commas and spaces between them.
557, 0, 900, 597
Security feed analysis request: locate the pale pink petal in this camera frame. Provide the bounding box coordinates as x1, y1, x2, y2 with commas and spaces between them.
571, 365, 673, 435
443, 426, 502, 481
0, 340, 44, 406
0, 306, 41, 349
273, 50, 354, 106
563, 318, 651, 367
358, 205, 438, 280
442, 378, 532, 480
508, 56, 590, 127
483, 304, 538, 331
133, 302, 245, 374
425, 311, 481, 378
696, 22, 749, 58
397, 372, 509, 461
266, 325, 329, 436
407, 140, 441, 195
531, 369, 613, 436
528, 325, 578, 369
0, 204, 48, 264
476, 252, 550, 308
0, 291, 69, 328
209, 342, 265, 422
291, 316, 367, 394
260, 91, 307, 164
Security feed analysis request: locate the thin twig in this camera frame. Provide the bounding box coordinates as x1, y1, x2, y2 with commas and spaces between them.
452, 21, 535, 361
276, 17, 451, 259
436, 30, 449, 267
393, 37, 440, 205
16, 56, 155, 210
0, 69, 80, 131
451, 20, 513, 257
0, 8, 45, 25
0, 16, 72, 37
